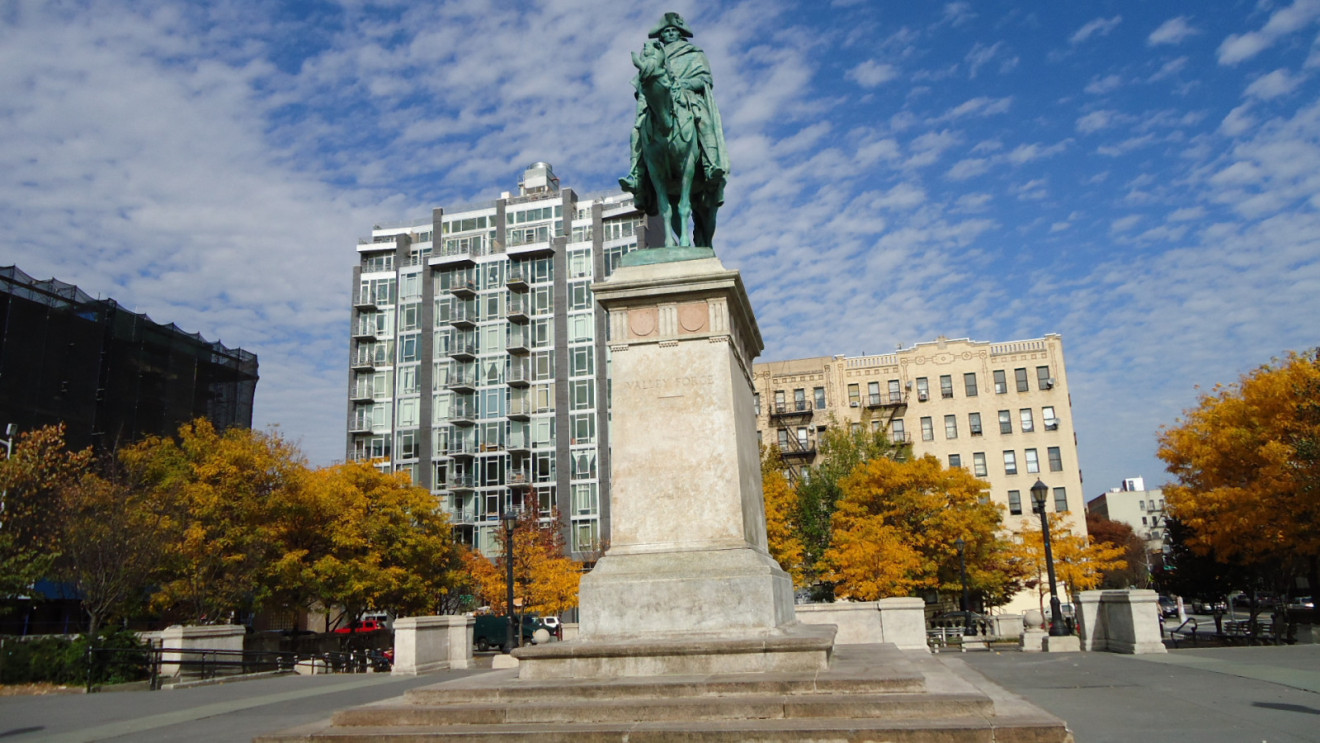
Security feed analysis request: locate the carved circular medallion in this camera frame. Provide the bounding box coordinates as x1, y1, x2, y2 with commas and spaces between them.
629, 308, 657, 337
678, 303, 708, 333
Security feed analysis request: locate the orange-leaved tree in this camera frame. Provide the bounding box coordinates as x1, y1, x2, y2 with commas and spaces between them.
761, 446, 806, 585
463, 507, 582, 617
1157, 350, 1320, 599
1016, 512, 1127, 613
821, 454, 1026, 603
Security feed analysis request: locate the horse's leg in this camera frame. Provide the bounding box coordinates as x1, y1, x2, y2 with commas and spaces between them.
676, 151, 695, 247
649, 166, 677, 246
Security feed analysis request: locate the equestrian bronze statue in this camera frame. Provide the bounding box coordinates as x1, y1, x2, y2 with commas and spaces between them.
620, 12, 730, 249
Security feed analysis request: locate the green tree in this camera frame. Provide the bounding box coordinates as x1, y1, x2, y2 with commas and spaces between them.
793, 424, 908, 597
822, 454, 1027, 604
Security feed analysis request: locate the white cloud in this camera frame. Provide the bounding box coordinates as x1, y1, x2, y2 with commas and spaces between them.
1245, 68, 1307, 99
939, 96, 1013, 120
947, 158, 990, 181
1220, 104, 1257, 136
1085, 74, 1123, 95
848, 59, 900, 88
1071, 16, 1123, 45
1218, 0, 1320, 65
1076, 110, 1117, 134
1148, 16, 1200, 46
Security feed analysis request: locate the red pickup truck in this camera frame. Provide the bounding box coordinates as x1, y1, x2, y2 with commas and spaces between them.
333, 619, 386, 634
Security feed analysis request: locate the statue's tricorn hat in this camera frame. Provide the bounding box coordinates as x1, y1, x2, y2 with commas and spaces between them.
648, 12, 694, 38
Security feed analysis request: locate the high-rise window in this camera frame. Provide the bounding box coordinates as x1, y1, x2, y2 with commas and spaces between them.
920, 417, 934, 441
892, 419, 906, 441
1020, 408, 1034, 432
940, 375, 954, 399
949, 454, 962, 468
973, 452, 987, 477
964, 372, 978, 397
993, 370, 1007, 394
794, 388, 806, 411
969, 412, 982, 436
1003, 450, 1017, 475
1047, 446, 1063, 472
848, 383, 860, 406
1043, 406, 1057, 430
814, 386, 826, 410
916, 377, 929, 401
1008, 490, 1022, 515
1015, 368, 1029, 392
1053, 487, 1069, 512
1037, 366, 1052, 389
944, 415, 958, 439
999, 410, 1012, 434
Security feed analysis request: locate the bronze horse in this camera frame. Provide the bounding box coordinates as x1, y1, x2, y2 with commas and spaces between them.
631, 44, 720, 248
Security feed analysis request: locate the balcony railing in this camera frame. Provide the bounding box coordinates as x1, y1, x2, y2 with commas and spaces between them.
865, 392, 907, 409
769, 401, 813, 421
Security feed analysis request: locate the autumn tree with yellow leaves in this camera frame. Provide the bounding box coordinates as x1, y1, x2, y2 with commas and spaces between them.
1015, 511, 1127, 616
821, 454, 1029, 603
1158, 350, 1320, 612
761, 446, 805, 585
463, 506, 582, 617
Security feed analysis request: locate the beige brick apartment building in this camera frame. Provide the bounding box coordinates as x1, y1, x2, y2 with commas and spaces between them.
753, 334, 1087, 613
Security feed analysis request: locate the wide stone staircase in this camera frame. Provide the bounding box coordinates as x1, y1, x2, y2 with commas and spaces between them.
256, 644, 1072, 742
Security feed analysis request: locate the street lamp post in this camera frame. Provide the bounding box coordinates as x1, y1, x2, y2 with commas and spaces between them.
500, 509, 518, 651
954, 537, 969, 614
1031, 479, 1068, 637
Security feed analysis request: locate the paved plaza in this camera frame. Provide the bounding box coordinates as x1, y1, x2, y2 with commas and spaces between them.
1, 645, 1317, 741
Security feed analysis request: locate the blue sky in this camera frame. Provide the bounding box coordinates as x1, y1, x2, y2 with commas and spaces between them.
3, 1, 1319, 500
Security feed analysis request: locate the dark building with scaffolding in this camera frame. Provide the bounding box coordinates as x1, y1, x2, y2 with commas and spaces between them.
0, 265, 258, 451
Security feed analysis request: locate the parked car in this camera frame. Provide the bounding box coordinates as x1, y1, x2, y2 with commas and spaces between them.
1157, 596, 1178, 618
1288, 596, 1314, 610
472, 615, 546, 651
539, 615, 563, 639
333, 618, 386, 634
1191, 598, 1228, 614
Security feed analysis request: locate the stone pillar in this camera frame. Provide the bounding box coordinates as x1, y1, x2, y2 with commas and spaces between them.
1077, 589, 1167, 654
991, 614, 1024, 640
577, 257, 794, 639
159, 624, 246, 679
392, 615, 474, 675
877, 598, 928, 651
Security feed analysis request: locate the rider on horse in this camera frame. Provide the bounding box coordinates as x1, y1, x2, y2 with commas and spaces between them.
620, 12, 729, 247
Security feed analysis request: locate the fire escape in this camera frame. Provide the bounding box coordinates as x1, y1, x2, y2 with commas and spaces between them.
770, 400, 816, 483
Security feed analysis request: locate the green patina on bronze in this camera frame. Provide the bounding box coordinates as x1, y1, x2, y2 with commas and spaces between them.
620, 11, 729, 261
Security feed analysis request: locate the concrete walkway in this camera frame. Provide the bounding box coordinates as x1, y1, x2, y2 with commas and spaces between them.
956, 644, 1320, 743
3, 646, 1318, 742
0, 669, 482, 742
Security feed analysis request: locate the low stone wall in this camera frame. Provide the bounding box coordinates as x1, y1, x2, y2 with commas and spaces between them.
1078, 589, 1167, 654
794, 598, 927, 651
392, 615, 473, 675
159, 624, 246, 678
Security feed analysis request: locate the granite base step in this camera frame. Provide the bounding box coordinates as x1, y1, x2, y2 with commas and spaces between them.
255, 644, 1072, 743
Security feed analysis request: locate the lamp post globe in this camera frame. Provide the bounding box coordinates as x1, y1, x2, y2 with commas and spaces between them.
1031, 479, 1068, 637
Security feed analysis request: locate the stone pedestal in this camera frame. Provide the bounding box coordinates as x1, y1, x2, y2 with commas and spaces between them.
392, 615, 473, 675
517, 257, 822, 678
1078, 589, 1168, 654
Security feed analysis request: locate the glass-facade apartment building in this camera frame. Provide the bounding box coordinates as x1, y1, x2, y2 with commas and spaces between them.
347, 163, 652, 559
